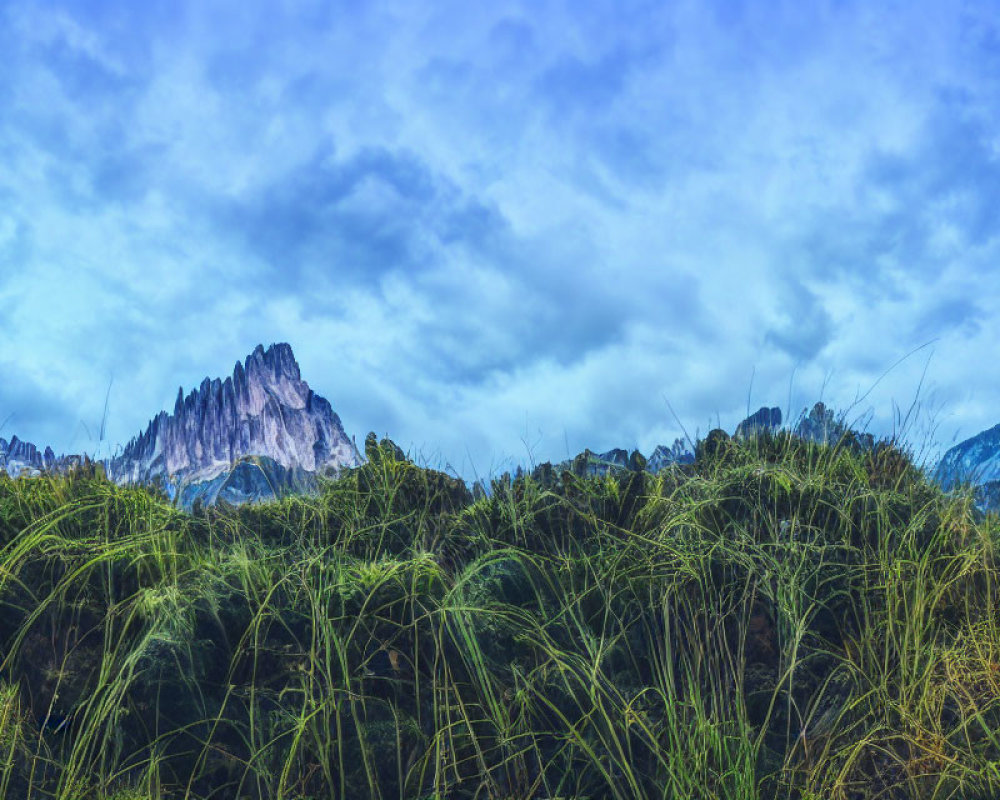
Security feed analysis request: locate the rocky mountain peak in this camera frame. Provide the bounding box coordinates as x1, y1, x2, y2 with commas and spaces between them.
106, 343, 361, 487
735, 406, 782, 439
647, 438, 695, 471
793, 402, 847, 444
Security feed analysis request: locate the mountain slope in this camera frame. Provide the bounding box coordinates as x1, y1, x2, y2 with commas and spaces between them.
933, 422, 1000, 510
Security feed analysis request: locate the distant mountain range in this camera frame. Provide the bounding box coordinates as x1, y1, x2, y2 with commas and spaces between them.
0, 437, 82, 476
3, 343, 1000, 510
540, 401, 867, 481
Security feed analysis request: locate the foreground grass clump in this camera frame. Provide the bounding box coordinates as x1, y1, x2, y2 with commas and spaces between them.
0, 433, 998, 799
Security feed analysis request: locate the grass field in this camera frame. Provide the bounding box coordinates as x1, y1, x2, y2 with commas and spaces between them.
0, 430, 997, 799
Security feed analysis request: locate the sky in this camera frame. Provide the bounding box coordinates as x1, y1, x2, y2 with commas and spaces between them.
1, 0, 998, 477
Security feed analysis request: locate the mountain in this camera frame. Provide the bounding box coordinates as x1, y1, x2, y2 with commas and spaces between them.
106, 343, 361, 501
933, 423, 1000, 509
526, 439, 694, 485
733, 403, 855, 446
1, 343, 362, 506
547, 404, 868, 484
647, 439, 696, 471
792, 402, 846, 444
735, 406, 782, 439
0, 436, 83, 477
0, 435, 51, 476
934, 423, 1000, 492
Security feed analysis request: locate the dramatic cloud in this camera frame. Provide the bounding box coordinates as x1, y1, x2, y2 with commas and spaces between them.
1, 0, 998, 474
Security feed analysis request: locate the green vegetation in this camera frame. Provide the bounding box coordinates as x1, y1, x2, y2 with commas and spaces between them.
0, 431, 998, 799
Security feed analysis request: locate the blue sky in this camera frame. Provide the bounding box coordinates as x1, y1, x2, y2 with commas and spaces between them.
0, 0, 997, 475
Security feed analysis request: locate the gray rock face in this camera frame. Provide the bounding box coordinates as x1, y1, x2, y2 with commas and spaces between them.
934, 423, 1000, 495
0, 436, 80, 477
597, 448, 630, 469
793, 402, 847, 445
105, 343, 362, 493
177, 455, 321, 510
646, 439, 695, 471
735, 406, 782, 439
540, 439, 693, 481
0, 436, 44, 475
914, 419, 1000, 511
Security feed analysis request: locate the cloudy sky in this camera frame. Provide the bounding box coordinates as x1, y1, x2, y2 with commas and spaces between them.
1, 0, 997, 476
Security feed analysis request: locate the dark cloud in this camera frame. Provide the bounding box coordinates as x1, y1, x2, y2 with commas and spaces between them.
537, 50, 635, 117
225, 145, 511, 287
219, 139, 694, 389
764, 282, 834, 363
0, 214, 33, 266
793, 93, 1000, 291
36, 36, 132, 100
909, 296, 984, 342
589, 125, 668, 189
487, 17, 537, 62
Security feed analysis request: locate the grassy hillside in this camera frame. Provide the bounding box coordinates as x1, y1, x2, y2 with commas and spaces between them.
0, 432, 998, 799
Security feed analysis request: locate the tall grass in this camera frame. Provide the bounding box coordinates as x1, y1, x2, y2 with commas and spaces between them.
0, 433, 997, 799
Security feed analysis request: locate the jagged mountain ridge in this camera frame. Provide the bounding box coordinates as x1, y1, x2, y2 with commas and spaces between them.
1, 343, 362, 505
0, 436, 82, 476
552, 402, 870, 481
106, 343, 361, 486
733, 402, 863, 447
